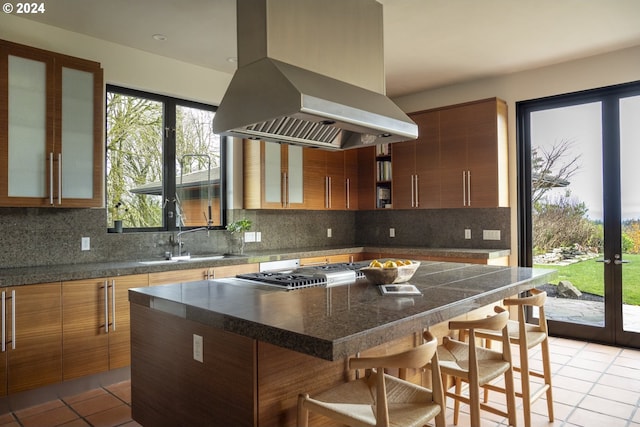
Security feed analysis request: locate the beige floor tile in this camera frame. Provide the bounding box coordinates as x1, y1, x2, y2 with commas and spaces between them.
69, 393, 124, 417
18, 405, 79, 427
84, 404, 132, 427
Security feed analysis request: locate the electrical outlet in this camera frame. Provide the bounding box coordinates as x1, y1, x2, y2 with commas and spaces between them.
327, 228, 332, 238
81, 237, 90, 251
244, 231, 256, 242
464, 229, 471, 239
389, 228, 395, 238
193, 334, 203, 363
256, 232, 261, 242
483, 230, 501, 240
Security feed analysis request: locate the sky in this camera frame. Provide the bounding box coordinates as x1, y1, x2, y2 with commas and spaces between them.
531, 95, 640, 222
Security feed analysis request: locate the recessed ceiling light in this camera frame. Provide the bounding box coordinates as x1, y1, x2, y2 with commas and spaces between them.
152, 34, 168, 41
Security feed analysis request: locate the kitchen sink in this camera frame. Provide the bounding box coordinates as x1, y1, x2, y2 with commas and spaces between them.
138, 254, 227, 265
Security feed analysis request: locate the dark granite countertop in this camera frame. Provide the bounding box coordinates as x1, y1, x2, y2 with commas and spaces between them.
0, 246, 509, 287
129, 260, 551, 361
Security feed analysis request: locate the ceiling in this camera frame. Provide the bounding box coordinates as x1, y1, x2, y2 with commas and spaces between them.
18, 0, 640, 98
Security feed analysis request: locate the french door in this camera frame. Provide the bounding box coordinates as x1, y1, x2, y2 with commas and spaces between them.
518, 81, 640, 347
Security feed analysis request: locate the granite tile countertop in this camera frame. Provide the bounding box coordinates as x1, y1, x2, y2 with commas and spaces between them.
0, 246, 509, 287
129, 260, 551, 361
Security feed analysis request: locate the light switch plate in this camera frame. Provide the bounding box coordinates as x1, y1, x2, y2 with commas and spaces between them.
483, 230, 501, 240
81, 237, 90, 251
327, 228, 332, 238
193, 334, 203, 363
464, 229, 471, 239
389, 228, 395, 238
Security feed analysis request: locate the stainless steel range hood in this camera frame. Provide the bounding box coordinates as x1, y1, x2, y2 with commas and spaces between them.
212, 0, 418, 150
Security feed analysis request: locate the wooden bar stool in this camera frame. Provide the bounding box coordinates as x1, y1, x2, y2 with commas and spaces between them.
437, 306, 517, 427
297, 331, 445, 427
476, 289, 553, 427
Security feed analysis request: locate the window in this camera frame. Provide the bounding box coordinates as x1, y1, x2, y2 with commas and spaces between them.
106, 85, 224, 231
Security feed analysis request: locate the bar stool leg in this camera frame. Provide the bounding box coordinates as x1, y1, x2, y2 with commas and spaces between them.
542, 337, 554, 422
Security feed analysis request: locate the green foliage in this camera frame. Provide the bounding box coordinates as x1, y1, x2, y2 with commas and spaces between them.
227, 219, 252, 234
623, 220, 640, 254
106, 92, 221, 229
533, 190, 602, 253
535, 254, 640, 305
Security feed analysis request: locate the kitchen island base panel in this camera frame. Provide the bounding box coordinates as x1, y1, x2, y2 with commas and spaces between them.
130, 301, 504, 426
130, 304, 257, 427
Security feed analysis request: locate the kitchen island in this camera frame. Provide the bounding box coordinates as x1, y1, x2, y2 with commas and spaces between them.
128, 260, 554, 427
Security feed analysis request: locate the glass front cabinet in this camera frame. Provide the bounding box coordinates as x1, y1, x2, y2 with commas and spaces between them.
0, 40, 103, 208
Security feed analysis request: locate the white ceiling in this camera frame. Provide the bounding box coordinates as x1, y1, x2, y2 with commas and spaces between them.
18, 0, 640, 98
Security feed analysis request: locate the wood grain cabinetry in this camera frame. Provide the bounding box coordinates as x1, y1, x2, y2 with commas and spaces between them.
244, 140, 304, 209
0, 39, 104, 208
300, 253, 363, 266
393, 110, 440, 209
0, 282, 62, 396
62, 274, 148, 380
304, 149, 357, 210
439, 97, 508, 208
148, 263, 259, 286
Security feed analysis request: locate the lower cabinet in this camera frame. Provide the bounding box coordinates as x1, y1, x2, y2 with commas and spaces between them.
0, 282, 62, 396
62, 274, 148, 380
148, 264, 259, 286
300, 253, 363, 266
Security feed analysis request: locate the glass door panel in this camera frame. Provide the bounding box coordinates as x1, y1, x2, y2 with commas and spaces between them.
61, 67, 94, 199
530, 102, 605, 328
620, 94, 640, 333
7, 55, 47, 198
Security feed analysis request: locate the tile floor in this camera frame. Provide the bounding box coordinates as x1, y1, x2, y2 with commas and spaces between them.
1, 336, 639, 426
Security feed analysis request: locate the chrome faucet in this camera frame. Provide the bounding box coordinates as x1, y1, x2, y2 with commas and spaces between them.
170, 227, 210, 259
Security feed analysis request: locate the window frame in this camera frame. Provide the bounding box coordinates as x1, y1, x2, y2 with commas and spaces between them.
106, 84, 226, 232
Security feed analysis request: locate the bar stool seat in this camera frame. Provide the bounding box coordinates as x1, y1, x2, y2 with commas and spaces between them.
297, 331, 445, 427
437, 306, 517, 426
476, 288, 554, 427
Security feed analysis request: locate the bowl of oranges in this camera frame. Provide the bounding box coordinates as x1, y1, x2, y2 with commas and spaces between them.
360, 259, 420, 285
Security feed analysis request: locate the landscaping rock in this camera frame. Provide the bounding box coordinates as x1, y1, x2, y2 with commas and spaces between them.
557, 280, 582, 298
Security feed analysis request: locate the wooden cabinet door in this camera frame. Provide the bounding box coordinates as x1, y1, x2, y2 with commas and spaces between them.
344, 149, 359, 210
149, 268, 211, 286
303, 148, 326, 209
0, 41, 55, 207
62, 279, 109, 380
357, 147, 376, 209
391, 140, 416, 209
326, 151, 345, 210
212, 263, 259, 279
108, 274, 148, 370
414, 110, 441, 208
54, 54, 104, 207
5, 282, 62, 395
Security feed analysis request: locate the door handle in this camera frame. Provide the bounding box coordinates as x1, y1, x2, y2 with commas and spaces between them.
596, 259, 611, 264
614, 254, 629, 265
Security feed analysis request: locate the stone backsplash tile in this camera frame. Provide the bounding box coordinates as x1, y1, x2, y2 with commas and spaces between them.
0, 207, 509, 268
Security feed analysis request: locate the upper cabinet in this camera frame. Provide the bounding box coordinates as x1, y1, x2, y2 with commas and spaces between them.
244, 140, 304, 209
304, 149, 357, 210
392, 110, 440, 209
438, 98, 508, 208
0, 40, 104, 208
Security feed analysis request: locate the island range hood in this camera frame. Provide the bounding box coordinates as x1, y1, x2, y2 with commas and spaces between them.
212, 0, 418, 150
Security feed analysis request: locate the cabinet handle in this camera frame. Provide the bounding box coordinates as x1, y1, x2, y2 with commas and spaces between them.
467, 170, 471, 207
11, 290, 15, 350
462, 171, 466, 206
58, 153, 62, 205
104, 281, 109, 333
111, 280, 116, 331
346, 178, 350, 209
328, 176, 332, 209
49, 153, 54, 205
415, 175, 420, 207
411, 174, 415, 207
1, 291, 5, 352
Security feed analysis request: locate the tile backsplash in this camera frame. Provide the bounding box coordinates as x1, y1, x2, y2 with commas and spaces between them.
0, 207, 509, 268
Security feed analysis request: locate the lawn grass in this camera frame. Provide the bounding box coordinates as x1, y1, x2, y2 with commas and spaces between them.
535, 253, 640, 305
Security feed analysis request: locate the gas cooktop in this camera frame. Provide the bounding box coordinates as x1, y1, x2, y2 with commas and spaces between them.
235, 261, 369, 290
